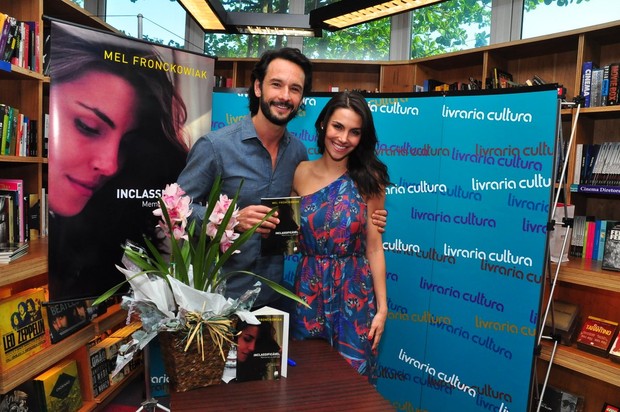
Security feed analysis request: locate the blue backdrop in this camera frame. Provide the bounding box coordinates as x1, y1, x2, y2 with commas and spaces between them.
212, 88, 558, 412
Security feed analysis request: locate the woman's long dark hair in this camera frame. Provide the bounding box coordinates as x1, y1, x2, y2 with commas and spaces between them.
315, 91, 390, 198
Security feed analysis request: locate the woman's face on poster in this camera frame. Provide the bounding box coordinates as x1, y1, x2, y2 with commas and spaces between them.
48, 70, 138, 217
237, 325, 259, 362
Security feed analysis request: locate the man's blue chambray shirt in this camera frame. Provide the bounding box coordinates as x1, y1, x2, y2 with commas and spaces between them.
177, 115, 308, 307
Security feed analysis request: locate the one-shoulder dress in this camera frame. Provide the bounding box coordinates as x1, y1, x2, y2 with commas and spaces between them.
292, 173, 377, 382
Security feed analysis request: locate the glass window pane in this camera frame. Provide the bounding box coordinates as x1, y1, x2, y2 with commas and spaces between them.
522, 0, 620, 39
303, 20, 390, 60
411, 0, 491, 59
105, 0, 186, 48
205, 33, 292, 58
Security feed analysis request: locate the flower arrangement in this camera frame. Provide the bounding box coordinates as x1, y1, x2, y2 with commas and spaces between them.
94, 176, 306, 372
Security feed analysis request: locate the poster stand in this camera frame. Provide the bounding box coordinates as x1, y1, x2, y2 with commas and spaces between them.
135, 344, 170, 412
533, 99, 581, 411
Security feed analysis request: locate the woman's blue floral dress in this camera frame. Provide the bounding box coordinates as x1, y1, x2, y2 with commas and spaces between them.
292, 173, 377, 383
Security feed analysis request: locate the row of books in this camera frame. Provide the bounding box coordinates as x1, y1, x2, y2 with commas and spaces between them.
0, 11, 41, 72
418, 77, 483, 92
0, 358, 83, 412
543, 300, 620, 362
0, 178, 45, 247
573, 142, 620, 187
580, 61, 619, 107
88, 321, 143, 397
569, 217, 620, 270
0, 103, 38, 157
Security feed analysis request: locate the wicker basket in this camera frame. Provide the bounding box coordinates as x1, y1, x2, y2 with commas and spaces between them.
158, 330, 229, 392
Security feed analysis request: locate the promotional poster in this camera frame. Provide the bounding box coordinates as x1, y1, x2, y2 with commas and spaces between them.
47, 20, 214, 302
212, 88, 558, 411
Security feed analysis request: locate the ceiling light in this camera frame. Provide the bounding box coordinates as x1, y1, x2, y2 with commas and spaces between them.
311, 0, 448, 31
177, 0, 227, 31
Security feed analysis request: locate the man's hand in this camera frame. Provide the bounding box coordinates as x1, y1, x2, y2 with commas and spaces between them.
236, 205, 280, 236
371, 209, 388, 233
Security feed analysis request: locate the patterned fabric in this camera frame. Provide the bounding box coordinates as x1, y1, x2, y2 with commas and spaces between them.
292, 173, 377, 383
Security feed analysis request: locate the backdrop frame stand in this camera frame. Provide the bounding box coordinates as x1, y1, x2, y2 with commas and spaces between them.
135, 343, 170, 412
532, 98, 581, 411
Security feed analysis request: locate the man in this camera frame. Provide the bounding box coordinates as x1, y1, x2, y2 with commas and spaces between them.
177, 47, 385, 308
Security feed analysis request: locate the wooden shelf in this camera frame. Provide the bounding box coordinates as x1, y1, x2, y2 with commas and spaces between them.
539, 340, 620, 387
0, 238, 48, 287
44, 0, 118, 33
0, 323, 95, 393
82, 365, 144, 412
553, 259, 620, 293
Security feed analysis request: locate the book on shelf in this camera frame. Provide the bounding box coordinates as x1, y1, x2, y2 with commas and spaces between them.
569, 215, 586, 258
0, 378, 45, 411
233, 306, 289, 383
581, 61, 598, 107
538, 385, 584, 412
603, 403, 620, 412
575, 315, 618, 357
609, 333, 620, 363
33, 358, 83, 412
543, 300, 580, 345
0, 178, 25, 243
261, 196, 301, 256
0, 287, 50, 369
0, 241, 29, 263
607, 63, 619, 105
492, 67, 513, 89
44, 300, 91, 344
602, 221, 620, 271
590, 67, 604, 107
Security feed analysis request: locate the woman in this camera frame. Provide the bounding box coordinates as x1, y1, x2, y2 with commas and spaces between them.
235, 321, 282, 382
291, 91, 390, 384
47, 23, 189, 302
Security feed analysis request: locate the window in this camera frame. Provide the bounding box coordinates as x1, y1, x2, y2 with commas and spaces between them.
522, 0, 620, 39
303, 20, 390, 60
410, 0, 491, 59
105, 0, 187, 48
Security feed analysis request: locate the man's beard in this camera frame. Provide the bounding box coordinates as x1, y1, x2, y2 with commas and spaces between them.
260, 96, 298, 126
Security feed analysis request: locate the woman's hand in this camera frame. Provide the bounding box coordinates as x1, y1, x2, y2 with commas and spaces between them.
369, 310, 387, 353
371, 209, 388, 233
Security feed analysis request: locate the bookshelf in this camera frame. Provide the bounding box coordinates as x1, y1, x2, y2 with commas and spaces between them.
0, 1, 136, 410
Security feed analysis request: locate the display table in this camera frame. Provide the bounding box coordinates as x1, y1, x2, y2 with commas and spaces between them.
170, 339, 394, 411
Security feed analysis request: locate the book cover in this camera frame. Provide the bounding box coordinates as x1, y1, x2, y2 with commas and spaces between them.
601, 64, 611, 106
0, 178, 24, 242
581, 61, 598, 107
597, 220, 609, 261
0, 288, 50, 369
0, 378, 44, 411
609, 333, 620, 363
45, 300, 90, 344
607, 63, 619, 105
539, 385, 584, 412
0, 195, 10, 244
261, 196, 301, 256
591, 219, 602, 260
34, 358, 83, 412
590, 67, 603, 107
543, 300, 580, 345
602, 222, 620, 271
28, 192, 40, 239
603, 403, 620, 412
234, 306, 289, 382
576, 315, 618, 356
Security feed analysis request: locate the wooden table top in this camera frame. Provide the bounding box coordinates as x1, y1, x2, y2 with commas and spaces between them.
170, 339, 395, 411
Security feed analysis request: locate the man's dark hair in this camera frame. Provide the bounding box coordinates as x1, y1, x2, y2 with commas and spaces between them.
248, 47, 313, 115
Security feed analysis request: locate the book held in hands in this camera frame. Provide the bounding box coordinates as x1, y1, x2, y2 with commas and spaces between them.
261, 196, 301, 256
